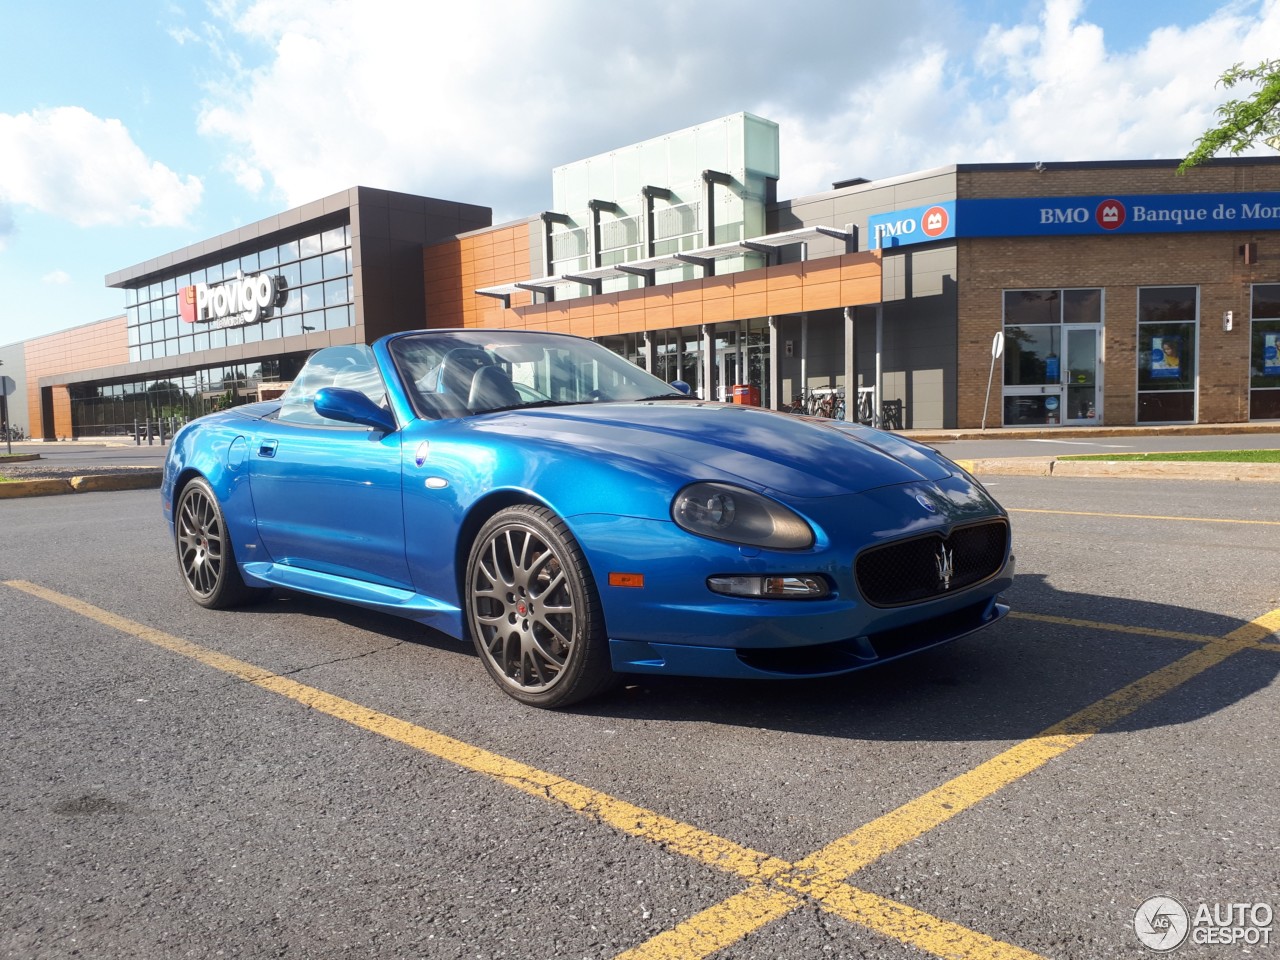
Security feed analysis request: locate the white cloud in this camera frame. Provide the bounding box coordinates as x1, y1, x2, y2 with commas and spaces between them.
192, 0, 951, 213
0, 106, 203, 228
41, 270, 71, 285
192, 0, 1280, 214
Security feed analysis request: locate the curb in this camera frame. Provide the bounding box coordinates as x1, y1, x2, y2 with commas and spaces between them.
0, 471, 162, 499
955, 458, 1280, 482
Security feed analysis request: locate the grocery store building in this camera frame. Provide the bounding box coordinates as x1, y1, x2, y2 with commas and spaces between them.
6, 112, 1280, 441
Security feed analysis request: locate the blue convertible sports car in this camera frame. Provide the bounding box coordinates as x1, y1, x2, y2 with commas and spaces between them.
162, 329, 1014, 708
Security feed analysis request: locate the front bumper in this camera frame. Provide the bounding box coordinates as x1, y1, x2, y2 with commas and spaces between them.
609, 594, 1010, 679
568, 507, 1015, 678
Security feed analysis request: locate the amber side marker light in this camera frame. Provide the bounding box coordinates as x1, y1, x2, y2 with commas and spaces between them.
608, 573, 645, 588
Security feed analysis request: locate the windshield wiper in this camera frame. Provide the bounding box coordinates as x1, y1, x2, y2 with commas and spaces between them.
633, 393, 695, 402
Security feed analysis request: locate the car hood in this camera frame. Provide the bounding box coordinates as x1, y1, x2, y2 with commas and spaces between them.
475, 401, 954, 498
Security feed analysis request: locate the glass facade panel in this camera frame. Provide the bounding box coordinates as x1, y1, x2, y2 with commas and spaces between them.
1063, 288, 1102, 324
68, 356, 306, 438
121, 218, 353, 366
1004, 290, 1060, 326
1137, 286, 1197, 423
1003, 325, 1061, 385
1250, 284, 1280, 419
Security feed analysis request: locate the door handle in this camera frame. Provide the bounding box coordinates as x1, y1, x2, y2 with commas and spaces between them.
258, 440, 278, 458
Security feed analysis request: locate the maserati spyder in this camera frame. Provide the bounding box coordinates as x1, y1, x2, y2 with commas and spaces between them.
161, 329, 1014, 707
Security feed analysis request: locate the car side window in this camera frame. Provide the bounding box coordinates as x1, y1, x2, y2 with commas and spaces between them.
276, 345, 387, 425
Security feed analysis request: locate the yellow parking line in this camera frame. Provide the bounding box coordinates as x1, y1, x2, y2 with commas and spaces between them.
619, 607, 1280, 959
1010, 611, 1280, 652
8, 577, 1278, 960
790, 607, 1278, 882
613, 887, 800, 960
808, 884, 1049, 960
2, 579, 787, 885
1009, 507, 1280, 525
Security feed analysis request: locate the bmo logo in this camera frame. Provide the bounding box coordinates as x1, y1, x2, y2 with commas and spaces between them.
921, 205, 949, 237
1096, 199, 1126, 230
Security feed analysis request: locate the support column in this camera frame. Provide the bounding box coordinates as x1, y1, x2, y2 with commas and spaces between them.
874, 303, 884, 426
843, 306, 856, 422
799, 313, 809, 402
702, 325, 714, 401
768, 317, 779, 410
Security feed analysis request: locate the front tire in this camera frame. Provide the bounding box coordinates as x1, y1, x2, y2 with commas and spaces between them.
465, 505, 614, 708
174, 477, 267, 609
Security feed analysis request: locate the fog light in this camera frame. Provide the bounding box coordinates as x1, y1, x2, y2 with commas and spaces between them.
707, 575, 829, 599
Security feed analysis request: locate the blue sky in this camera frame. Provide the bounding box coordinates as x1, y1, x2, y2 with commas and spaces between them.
1, 0, 1276, 344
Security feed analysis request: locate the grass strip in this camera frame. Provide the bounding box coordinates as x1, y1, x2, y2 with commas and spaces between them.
1057, 449, 1280, 463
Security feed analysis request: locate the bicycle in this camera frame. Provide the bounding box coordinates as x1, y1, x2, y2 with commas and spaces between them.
855, 388, 875, 426
785, 387, 846, 420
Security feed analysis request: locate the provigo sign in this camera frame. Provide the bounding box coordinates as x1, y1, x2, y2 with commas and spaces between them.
179, 271, 288, 328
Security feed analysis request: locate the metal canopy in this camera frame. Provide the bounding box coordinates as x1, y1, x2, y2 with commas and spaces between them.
474, 224, 857, 305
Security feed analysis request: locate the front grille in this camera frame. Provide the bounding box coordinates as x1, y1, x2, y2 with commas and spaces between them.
854, 519, 1009, 607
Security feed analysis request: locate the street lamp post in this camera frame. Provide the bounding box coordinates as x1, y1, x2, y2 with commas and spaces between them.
0, 359, 12, 455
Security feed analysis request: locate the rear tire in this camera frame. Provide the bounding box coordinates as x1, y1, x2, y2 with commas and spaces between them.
174, 477, 269, 609
465, 505, 614, 708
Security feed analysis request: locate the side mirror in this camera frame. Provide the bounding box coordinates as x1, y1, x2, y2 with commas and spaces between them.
670, 379, 692, 396
314, 387, 397, 433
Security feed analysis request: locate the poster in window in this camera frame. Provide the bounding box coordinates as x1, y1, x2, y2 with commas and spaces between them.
1266, 333, 1280, 375
1151, 336, 1182, 378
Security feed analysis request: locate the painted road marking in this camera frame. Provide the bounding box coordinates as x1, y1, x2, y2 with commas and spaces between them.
1010, 611, 1280, 651
7, 578, 1278, 960
1009, 506, 1280, 526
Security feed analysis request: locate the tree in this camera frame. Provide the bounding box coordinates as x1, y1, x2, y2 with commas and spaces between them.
1179, 59, 1280, 173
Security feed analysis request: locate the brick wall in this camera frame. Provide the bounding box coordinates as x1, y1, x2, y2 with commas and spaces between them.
955, 163, 1280, 427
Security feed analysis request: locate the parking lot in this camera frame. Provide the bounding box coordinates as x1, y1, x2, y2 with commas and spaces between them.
2, 474, 1277, 959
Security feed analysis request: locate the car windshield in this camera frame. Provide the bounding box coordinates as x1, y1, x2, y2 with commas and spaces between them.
390, 330, 686, 418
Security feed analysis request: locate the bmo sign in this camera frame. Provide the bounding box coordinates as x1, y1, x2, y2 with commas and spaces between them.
179, 271, 289, 328
869, 201, 956, 249
958, 191, 1280, 238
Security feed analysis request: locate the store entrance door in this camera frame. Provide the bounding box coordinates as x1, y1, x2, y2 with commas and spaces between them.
1062, 326, 1101, 424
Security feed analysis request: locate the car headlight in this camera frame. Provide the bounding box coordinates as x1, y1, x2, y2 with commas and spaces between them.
671, 482, 814, 550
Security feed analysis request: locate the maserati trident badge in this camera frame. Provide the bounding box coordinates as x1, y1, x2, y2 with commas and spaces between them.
935, 544, 955, 590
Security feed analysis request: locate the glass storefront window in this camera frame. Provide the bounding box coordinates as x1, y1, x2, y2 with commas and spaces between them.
1004, 290, 1062, 326
1250, 284, 1280, 419
1003, 324, 1062, 386
1003, 288, 1103, 426
1137, 286, 1197, 423
1063, 288, 1102, 324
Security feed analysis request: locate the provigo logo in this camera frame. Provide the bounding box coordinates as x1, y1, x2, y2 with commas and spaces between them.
179, 271, 288, 328
1096, 198, 1126, 230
